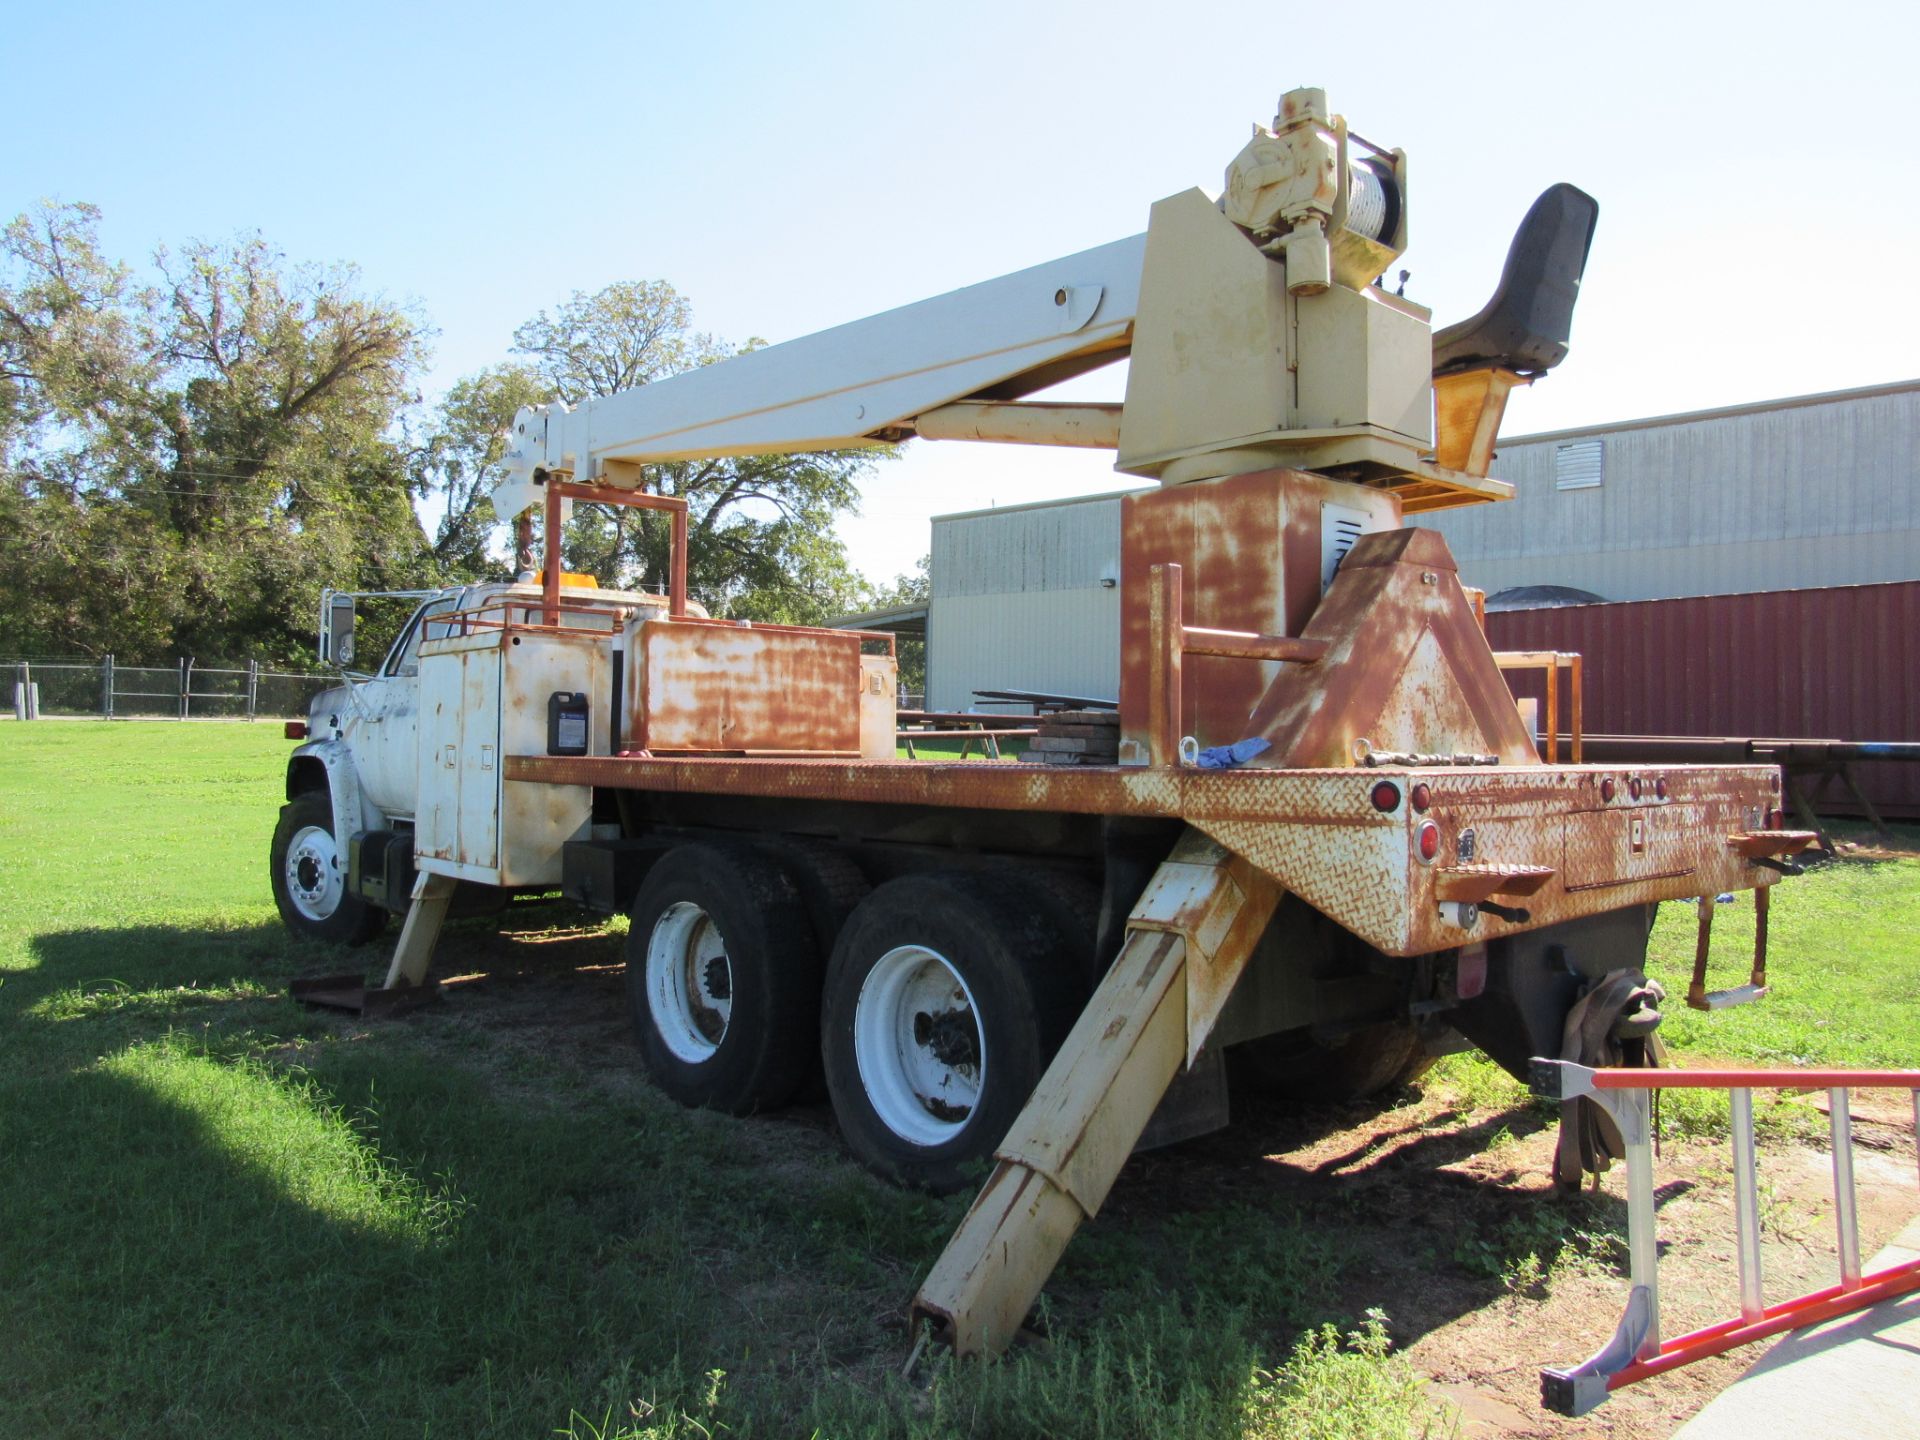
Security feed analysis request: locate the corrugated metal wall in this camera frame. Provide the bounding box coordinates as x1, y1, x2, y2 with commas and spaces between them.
1487, 582, 1920, 816
927, 493, 1133, 710
1427, 382, 1920, 603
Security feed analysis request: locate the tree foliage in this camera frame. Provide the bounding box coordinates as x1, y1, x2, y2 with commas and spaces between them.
408, 362, 547, 579
502, 279, 888, 624
1, 209, 906, 666
0, 201, 433, 664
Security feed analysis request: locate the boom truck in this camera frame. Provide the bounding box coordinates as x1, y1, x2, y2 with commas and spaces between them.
276, 88, 1813, 1358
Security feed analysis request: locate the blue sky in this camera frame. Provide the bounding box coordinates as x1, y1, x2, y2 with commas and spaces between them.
9, 0, 1916, 581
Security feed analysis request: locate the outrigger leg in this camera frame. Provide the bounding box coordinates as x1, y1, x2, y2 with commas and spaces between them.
384, 871, 457, 991
911, 829, 1281, 1355
291, 872, 455, 1016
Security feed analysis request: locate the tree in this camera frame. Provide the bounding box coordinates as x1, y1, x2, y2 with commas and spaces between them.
498, 279, 887, 624
409, 362, 549, 578
0, 201, 434, 664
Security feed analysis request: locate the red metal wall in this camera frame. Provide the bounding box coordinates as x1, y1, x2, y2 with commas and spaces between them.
1485, 582, 1920, 817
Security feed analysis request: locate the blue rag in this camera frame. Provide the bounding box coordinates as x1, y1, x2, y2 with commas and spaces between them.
1194, 737, 1271, 770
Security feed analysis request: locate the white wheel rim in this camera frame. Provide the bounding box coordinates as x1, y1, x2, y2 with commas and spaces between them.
285, 824, 345, 922
647, 901, 733, 1062
853, 945, 985, 1148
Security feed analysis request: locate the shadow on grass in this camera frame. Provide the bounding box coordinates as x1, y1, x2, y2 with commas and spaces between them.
3, 915, 1592, 1437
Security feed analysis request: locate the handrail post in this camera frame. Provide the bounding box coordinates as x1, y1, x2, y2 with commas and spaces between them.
1624, 1086, 1660, 1358
1545, 652, 1560, 764
542, 474, 564, 627
1730, 1088, 1764, 1322
670, 504, 689, 618
1147, 563, 1183, 768
1831, 1089, 1861, 1289
1569, 652, 1584, 763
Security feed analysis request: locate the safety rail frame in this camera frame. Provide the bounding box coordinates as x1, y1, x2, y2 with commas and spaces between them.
438, 592, 897, 657
1531, 1059, 1920, 1416
1145, 562, 1328, 767
1493, 649, 1583, 763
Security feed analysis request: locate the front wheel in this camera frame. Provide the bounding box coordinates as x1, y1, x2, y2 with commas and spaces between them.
821, 873, 1085, 1193
269, 790, 386, 946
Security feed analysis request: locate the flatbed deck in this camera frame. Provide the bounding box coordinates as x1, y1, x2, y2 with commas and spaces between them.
509, 754, 1796, 957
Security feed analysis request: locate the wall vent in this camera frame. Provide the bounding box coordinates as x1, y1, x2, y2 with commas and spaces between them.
1555, 438, 1605, 490
1321, 503, 1380, 591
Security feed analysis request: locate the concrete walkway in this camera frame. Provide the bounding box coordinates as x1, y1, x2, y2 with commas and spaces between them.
1673, 1216, 1920, 1440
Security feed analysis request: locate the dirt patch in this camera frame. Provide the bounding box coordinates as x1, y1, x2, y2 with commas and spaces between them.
1108, 1081, 1917, 1439
331, 920, 1918, 1439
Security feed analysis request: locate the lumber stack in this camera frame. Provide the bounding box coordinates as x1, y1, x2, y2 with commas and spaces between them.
1019, 709, 1119, 766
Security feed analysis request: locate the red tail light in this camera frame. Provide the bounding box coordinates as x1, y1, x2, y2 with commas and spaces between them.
1415, 820, 1441, 864
1410, 782, 1431, 813
284, 720, 308, 740
1628, 776, 1643, 801
1370, 780, 1402, 813
1655, 777, 1669, 801
1600, 777, 1616, 802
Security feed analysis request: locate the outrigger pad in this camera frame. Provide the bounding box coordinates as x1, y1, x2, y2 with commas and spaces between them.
1432, 183, 1598, 376
290, 973, 442, 1017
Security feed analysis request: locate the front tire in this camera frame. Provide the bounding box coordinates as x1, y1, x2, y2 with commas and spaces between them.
821, 872, 1085, 1193
624, 843, 822, 1114
269, 790, 386, 946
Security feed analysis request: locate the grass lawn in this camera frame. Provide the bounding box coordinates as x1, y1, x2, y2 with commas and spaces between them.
1, 720, 1914, 1438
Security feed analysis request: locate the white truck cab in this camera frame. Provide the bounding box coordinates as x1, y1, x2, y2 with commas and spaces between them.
272, 580, 675, 943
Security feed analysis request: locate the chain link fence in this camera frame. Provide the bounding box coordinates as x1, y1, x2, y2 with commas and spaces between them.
5, 655, 335, 721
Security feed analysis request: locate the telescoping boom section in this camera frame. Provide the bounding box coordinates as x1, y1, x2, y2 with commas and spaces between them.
332, 85, 1819, 1374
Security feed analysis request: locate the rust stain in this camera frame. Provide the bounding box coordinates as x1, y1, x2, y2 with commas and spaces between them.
1118, 469, 1399, 757
635, 618, 864, 754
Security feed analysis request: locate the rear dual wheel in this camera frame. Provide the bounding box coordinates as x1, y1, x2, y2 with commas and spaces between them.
1229, 1020, 1433, 1105
822, 873, 1086, 1193
625, 847, 1089, 1194
624, 843, 822, 1114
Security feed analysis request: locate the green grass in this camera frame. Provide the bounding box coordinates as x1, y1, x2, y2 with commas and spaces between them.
5, 721, 1914, 1436
0, 721, 1447, 1439
1646, 853, 1920, 1068
1426, 829, 1920, 1143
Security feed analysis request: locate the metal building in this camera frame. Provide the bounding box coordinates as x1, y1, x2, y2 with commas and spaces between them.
1422, 379, 1920, 604
923, 379, 1920, 712
926, 490, 1136, 711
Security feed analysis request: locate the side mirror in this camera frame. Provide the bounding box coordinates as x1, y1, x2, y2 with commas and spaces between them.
322, 593, 357, 667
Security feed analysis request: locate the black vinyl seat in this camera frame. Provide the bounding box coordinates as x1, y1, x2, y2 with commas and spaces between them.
1431, 183, 1599, 376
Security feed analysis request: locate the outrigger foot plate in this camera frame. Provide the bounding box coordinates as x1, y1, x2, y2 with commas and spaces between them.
290, 973, 442, 1017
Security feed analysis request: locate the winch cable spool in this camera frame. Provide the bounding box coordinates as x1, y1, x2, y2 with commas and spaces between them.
1345, 154, 1400, 245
